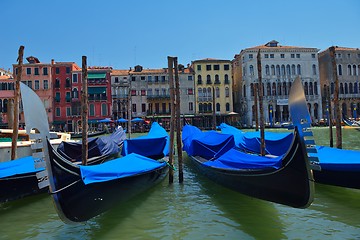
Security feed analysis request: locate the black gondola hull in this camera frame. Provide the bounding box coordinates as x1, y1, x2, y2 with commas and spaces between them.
314, 169, 360, 189
188, 129, 314, 208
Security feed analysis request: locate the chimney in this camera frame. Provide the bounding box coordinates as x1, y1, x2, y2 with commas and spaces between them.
51, 59, 55, 65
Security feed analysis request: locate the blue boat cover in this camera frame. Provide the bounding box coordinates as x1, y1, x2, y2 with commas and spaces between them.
57, 132, 121, 161
0, 156, 43, 178
314, 146, 360, 171
121, 122, 169, 157
182, 125, 235, 160
79, 153, 166, 185
219, 123, 293, 156
204, 148, 283, 170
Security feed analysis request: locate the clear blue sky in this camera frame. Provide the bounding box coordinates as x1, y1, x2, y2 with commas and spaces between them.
1, 0, 359, 71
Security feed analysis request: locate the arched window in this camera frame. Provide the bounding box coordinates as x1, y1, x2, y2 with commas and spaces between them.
345, 83, 348, 94
309, 82, 313, 95
199, 103, 203, 112
206, 75, 211, 84
216, 103, 220, 112
314, 82, 318, 95
297, 64, 301, 75
272, 82, 276, 96
216, 87, 220, 98
226, 103, 230, 111
277, 83, 282, 95
198, 88, 203, 97
304, 82, 309, 95
250, 65, 254, 75
286, 65, 291, 75
215, 74, 220, 83
281, 65, 285, 76
207, 88, 212, 101
349, 82, 353, 94
283, 82, 287, 95
243, 84, 246, 97
312, 64, 317, 75
0, 99, 2, 112
271, 65, 275, 75
276, 65, 280, 75
250, 83, 254, 96
348, 65, 352, 75
89, 104, 95, 116
340, 83, 344, 94
72, 88, 79, 98
267, 83, 271, 96
354, 82, 358, 93
265, 65, 270, 75
197, 75, 202, 84
291, 65, 296, 75
208, 103, 212, 112
353, 65, 357, 76
338, 65, 342, 75
101, 103, 107, 116
224, 74, 229, 84
225, 87, 229, 97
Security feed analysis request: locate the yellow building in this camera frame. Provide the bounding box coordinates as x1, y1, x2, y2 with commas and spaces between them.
191, 58, 233, 129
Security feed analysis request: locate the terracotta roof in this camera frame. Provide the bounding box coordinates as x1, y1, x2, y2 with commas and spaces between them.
111, 68, 193, 76
0, 75, 12, 80
333, 46, 360, 51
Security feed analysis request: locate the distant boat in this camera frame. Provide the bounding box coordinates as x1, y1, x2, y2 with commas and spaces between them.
70, 130, 107, 139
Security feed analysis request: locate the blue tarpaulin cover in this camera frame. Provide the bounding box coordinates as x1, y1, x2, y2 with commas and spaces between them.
315, 146, 360, 171
57, 128, 124, 161
0, 156, 43, 178
121, 122, 169, 157
182, 125, 235, 160
204, 148, 283, 170
219, 123, 293, 156
79, 153, 166, 185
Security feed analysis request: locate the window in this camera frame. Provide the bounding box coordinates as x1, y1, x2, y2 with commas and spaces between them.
249, 54, 253, 59
348, 65, 352, 75
312, 54, 316, 58
197, 65, 201, 71
271, 65, 275, 75
101, 103, 107, 116
297, 64, 301, 75
141, 89, 146, 96
55, 92, 60, 102
154, 76, 159, 82
73, 74, 78, 83
224, 74, 229, 84
34, 68, 39, 75
56, 107, 60, 117
26, 68, 31, 74
206, 75, 211, 84
89, 104, 95, 116
66, 67, 70, 74
338, 65, 342, 75
55, 67, 60, 74
206, 65, 211, 71
214, 74, 220, 84
270, 54, 274, 58
131, 76, 136, 81
224, 64, 229, 70
73, 88, 79, 98
291, 65, 296, 75
249, 65, 254, 75
187, 88, 193, 95
280, 54, 285, 58
189, 102, 193, 111
291, 54, 295, 58
188, 75, 193, 81
162, 103, 166, 113
296, 54, 300, 58
65, 78, 71, 88
35, 80, 40, 90
312, 64, 317, 75
147, 89, 153, 96
66, 107, 71, 116
161, 76, 166, 82
131, 89, 136, 96
132, 103, 136, 113
216, 87, 220, 98
214, 64, 220, 70
66, 92, 71, 102
225, 87, 229, 97
226, 103, 230, 111
142, 103, 146, 113
264, 54, 269, 58
216, 103, 220, 112
44, 80, 48, 89
43, 67, 48, 75
148, 76, 152, 82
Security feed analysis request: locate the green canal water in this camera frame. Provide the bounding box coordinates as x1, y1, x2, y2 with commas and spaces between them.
0, 127, 359, 239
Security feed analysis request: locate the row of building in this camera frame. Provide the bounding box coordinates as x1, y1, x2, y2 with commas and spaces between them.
1, 40, 360, 131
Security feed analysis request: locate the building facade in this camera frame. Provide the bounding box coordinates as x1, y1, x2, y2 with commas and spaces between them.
233, 40, 322, 127
319, 46, 360, 121
191, 58, 233, 129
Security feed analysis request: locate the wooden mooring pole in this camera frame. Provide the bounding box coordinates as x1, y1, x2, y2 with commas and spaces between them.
81, 56, 89, 165
329, 46, 342, 149
174, 57, 183, 183
168, 56, 175, 183
11, 45, 24, 160
254, 83, 259, 131
257, 50, 265, 156
326, 85, 334, 147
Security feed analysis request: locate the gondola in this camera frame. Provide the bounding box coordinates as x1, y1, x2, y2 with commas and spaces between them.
70, 130, 107, 139
182, 77, 315, 208
20, 82, 169, 223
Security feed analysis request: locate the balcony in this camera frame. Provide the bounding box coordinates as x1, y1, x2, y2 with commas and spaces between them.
147, 94, 170, 100
198, 96, 213, 102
